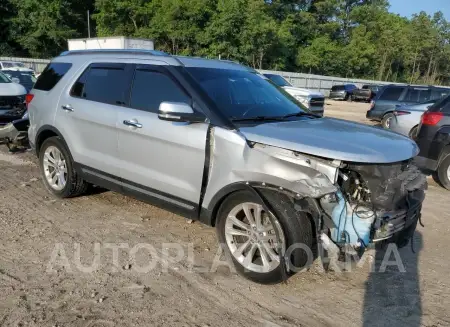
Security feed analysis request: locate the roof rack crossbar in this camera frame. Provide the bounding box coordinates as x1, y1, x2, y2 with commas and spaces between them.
59, 49, 169, 57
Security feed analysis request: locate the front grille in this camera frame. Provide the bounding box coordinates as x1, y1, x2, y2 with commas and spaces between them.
0, 96, 24, 109
309, 97, 324, 106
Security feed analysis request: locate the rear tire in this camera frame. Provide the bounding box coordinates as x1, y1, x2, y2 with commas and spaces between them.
381, 112, 395, 129
216, 190, 313, 284
436, 153, 450, 190
39, 136, 88, 198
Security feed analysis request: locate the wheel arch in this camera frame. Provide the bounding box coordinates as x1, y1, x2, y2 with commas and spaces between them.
200, 182, 321, 233
438, 144, 450, 165
35, 125, 69, 158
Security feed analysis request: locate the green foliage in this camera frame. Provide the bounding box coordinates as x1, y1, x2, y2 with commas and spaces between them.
2, 0, 450, 84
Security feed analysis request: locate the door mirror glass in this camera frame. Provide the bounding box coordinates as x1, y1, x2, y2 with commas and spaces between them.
158, 102, 205, 123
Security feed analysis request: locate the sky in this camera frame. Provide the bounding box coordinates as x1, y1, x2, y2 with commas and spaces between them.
389, 0, 450, 20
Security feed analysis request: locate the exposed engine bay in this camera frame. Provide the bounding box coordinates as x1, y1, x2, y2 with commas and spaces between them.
320, 159, 427, 249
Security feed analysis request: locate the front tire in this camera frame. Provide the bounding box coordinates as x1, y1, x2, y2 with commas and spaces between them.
39, 136, 88, 198
216, 190, 313, 284
381, 112, 395, 129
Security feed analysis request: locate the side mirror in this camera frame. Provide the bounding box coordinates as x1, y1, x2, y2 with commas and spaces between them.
158, 101, 206, 123
11, 77, 20, 84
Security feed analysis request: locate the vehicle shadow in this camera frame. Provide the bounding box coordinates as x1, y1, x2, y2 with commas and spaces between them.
362, 231, 422, 327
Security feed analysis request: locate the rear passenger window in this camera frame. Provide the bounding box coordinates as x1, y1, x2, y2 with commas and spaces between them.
34, 62, 72, 91
70, 64, 130, 105
379, 87, 405, 101
404, 88, 431, 103
130, 69, 190, 113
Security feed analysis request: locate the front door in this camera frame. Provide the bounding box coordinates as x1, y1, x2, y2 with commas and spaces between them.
116, 64, 208, 211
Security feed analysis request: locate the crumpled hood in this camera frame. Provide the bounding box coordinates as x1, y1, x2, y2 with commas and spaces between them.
0, 83, 27, 96
239, 118, 419, 163
282, 86, 324, 98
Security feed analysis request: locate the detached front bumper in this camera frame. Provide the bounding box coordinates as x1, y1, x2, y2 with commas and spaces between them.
0, 117, 29, 147
372, 189, 424, 246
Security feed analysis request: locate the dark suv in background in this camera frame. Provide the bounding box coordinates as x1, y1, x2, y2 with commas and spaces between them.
415, 95, 450, 190
366, 84, 450, 128
352, 84, 382, 102
329, 84, 357, 100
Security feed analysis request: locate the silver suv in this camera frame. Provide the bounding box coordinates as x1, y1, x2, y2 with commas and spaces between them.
28, 50, 426, 284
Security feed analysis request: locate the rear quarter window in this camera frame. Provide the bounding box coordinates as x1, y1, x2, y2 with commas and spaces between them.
378, 87, 405, 101
34, 62, 72, 91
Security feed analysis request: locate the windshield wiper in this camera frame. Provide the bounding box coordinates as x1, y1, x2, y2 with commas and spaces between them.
230, 116, 287, 122
231, 112, 320, 123
282, 111, 320, 119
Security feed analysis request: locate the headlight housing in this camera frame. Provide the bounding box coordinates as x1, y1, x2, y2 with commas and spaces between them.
294, 95, 310, 108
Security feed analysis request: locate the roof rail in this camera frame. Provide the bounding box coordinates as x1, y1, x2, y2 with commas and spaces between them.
59, 49, 169, 57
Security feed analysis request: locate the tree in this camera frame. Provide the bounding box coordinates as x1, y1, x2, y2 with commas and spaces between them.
10, 0, 94, 57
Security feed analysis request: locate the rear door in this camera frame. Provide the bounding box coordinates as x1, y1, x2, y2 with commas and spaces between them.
116, 63, 208, 208
55, 61, 133, 177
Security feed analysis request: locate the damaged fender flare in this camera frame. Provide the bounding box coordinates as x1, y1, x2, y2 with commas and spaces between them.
200, 181, 323, 230
35, 125, 69, 157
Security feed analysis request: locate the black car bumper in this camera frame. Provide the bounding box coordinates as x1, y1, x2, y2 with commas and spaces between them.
414, 156, 438, 173
366, 109, 382, 120
415, 126, 450, 172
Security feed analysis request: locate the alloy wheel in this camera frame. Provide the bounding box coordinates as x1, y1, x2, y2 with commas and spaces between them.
224, 202, 285, 273
43, 146, 67, 191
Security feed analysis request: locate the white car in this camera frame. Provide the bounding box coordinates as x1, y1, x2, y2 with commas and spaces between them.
263, 73, 325, 116
0, 71, 27, 125
0, 61, 34, 74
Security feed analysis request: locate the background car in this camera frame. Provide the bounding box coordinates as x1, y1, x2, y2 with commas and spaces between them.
388, 99, 437, 138
2, 70, 36, 92
0, 71, 27, 126
366, 84, 450, 128
263, 73, 325, 116
352, 84, 382, 102
0, 61, 34, 74
328, 84, 357, 100
415, 95, 450, 190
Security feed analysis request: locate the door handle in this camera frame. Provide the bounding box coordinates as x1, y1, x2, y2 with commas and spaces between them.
123, 119, 142, 128
61, 104, 74, 112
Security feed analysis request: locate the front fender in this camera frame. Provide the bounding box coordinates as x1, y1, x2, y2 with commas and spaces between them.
200, 127, 339, 225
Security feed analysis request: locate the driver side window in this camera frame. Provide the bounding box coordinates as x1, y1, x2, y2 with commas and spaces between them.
130, 69, 190, 113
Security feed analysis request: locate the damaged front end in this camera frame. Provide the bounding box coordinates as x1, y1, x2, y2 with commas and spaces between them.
320, 159, 427, 250
0, 115, 29, 151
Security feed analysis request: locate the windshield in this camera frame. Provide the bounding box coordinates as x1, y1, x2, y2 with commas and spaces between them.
264, 74, 292, 87
3, 62, 25, 68
186, 67, 309, 120
0, 72, 11, 83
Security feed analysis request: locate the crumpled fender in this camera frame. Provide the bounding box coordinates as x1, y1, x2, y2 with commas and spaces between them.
201, 127, 339, 215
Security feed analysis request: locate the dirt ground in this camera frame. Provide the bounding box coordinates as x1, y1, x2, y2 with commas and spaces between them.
1, 100, 449, 327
